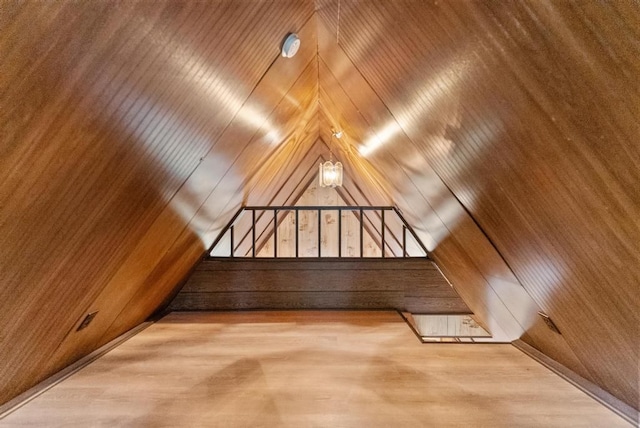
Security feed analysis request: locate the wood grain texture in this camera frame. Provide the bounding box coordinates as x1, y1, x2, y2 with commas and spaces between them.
0, 321, 152, 420
103, 141, 328, 343
316, 0, 640, 408
317, 17, 546, 343
99, 76, 323, 341
169, 259, 470, 313
0, 312, 628, 427
514, 340, 638, 425
412, 315, 491, 338
256, 180, 387, 258
0, 0, 315, 405
2, 0, 638, 413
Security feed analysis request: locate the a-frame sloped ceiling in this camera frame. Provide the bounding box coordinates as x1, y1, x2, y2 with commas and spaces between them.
0, 0, 638, 414
315, 0, 639, 410
0, 1, 319, 405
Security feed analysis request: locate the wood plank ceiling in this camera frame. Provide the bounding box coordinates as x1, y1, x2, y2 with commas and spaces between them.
0, 0, 638, 412
0, 0, 319, 406
315, 0, 640, 410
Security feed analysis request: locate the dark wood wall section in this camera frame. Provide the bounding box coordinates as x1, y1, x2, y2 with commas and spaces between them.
316, 5, 587, 372
0, 1, 316, 406
169, 259, 471, 313
316, 0, 640, 409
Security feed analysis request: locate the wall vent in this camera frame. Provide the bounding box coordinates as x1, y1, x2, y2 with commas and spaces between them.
77, 311, 98, 331
538, 311, 561, 334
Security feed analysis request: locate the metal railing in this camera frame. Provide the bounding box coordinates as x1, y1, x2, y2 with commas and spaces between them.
208, 206, 428, 259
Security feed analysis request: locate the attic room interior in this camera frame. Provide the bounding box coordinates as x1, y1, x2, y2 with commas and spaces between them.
0, 0, 638, 426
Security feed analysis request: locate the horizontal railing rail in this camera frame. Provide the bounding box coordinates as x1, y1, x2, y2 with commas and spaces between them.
208, 206, 428, 259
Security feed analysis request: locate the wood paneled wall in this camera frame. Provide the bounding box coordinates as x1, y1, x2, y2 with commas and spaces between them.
257, 179, 384, 257
169, 259, 470, 313
412, 315, 491, 338
316, 0, 639, 409
0, 1, 317, 405
1, 0, 637, 413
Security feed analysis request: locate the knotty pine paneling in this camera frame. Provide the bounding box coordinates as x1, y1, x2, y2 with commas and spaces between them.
212, 140, 325, 260
0, 1, 314, 405
257, 179, 384, 258
317, 1, 639, 408
169, 259, 470, 313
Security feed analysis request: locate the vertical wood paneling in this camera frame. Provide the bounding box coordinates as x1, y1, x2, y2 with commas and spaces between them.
257, 179, 382, 257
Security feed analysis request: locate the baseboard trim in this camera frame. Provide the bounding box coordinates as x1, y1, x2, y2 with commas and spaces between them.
512, 339, 638, 426
0, 321, 153, 419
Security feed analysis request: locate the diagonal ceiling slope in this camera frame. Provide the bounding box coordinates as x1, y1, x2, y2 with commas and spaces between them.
315, 0, 639, 410
0, 1, 319, 405
0, 0, 637, 414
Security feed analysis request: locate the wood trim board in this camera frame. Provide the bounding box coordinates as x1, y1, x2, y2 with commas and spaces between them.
513, 340, 638, 426
0, 321, 154, 420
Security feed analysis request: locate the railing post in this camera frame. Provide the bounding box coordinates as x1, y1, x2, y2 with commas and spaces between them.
252, 209, 256, 258
295, 210, 299, 258
318, 209, 322, 257
381, 209, 385, 258
230, 225, 234, 258
403, 225, 407, 258
359, 208, 364, 257
273, 209, 278, 258
338, 210, 342, 258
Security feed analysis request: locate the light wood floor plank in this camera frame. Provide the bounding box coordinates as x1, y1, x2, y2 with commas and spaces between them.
0, 311, 628, 427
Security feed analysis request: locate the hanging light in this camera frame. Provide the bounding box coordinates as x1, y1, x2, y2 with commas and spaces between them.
319, 131, 344, 188
319, 159, 343, 188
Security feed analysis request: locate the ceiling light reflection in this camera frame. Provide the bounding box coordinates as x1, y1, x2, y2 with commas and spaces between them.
179, 46, 279, 143
358, 121, 403, 157
358, 64, 465, 158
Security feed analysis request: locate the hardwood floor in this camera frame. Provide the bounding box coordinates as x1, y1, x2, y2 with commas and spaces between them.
0, 311, 628, 427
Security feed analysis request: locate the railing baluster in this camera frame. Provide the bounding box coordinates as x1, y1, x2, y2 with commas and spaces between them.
403, 225, 407, 258
359, 208, 364, 257
295, 210, 299, 258
230, 225, 234, 258
273, 209, 278, 258
393, 207, 429, 256
318, 209, 321, 257
252, 209, 256, 258
206, 206, 429, 260
338, 210, 342, 258
381, 209, 385, 258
